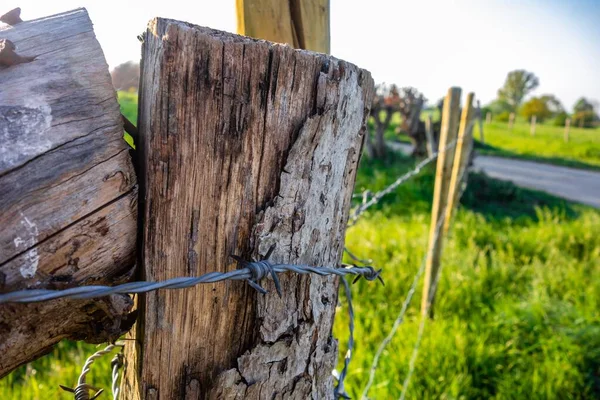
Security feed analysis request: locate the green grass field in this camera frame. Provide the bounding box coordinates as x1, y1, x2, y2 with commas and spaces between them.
335, 152, 600, 398
420, 110, 600, 170
2, 94, 598, 399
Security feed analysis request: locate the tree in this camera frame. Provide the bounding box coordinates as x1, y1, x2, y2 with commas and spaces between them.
497, 70, 539, 112
573, 97, 595, 113
110, 61, 140, 92
540, 94, 564, 114
572, 97, 599, 128
366, 84, 401, 158
520, 95, 562, 123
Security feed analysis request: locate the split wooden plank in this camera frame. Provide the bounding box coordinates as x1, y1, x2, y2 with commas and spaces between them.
0, 8, 137, 376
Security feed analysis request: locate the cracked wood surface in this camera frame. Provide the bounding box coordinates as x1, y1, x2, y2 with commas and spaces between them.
122, 18, 373, 399
0, 9, 137, 377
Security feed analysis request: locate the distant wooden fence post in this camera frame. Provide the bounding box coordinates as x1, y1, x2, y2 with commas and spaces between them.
476, 100, 484, 144
444, 93, 475, 231
236, 0, 330, 53
509, 112, 515, 130
486, 111, 492, 124
122, 18, 373, 399
530, 115, 537, 136
421, 87, 462, 318
565, 118, 571, 142
425, 114, 435, 156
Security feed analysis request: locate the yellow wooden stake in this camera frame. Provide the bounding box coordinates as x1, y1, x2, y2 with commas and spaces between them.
565, 118, 571, 142
421, 87, 462, 317
444, 93, 475, 232
236, 0, 330, 53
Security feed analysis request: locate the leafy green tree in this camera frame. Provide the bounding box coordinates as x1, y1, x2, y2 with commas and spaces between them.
573, 97, 594, 113
488, 99, 512, 114
497, 70, 539, 112
553, 111, 569, 126
520, 97, 552, 122
540, 94, 564, 114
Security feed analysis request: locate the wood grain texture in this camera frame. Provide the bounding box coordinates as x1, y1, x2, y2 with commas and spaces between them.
0, 8, 137, 376
421, 87, 461, 317
444, 92, 475, 230
122, 18, 372, 399
236, 0, 330, 53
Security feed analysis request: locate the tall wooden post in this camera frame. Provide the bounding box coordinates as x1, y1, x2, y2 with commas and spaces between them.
425, 114, 435, 156
486, 111, 491, 124
421, 87, 461, 317
564, 118, 571, 142
476, 100, 484, 144
122, 19, 373, 399
236, 0, 330, 53
444, 93, 475, 231
509, 112, 515, 130
530, 115, 537, 135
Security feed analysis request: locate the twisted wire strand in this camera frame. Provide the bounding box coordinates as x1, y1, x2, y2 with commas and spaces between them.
0, 262, 382, 303
348, 139, 457, 226
111, 350, 124, 399
334, 277, 354, 399
360, 206, 448, 400
60, 343, 124, 400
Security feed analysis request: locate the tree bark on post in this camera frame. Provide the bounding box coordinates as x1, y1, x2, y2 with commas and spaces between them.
122, 19, 373, 399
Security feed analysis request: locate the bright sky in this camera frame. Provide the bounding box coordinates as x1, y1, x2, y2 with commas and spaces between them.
7, 0, 599, 110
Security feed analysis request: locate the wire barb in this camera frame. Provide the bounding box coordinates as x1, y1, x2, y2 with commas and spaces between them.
60, 342, 124, 400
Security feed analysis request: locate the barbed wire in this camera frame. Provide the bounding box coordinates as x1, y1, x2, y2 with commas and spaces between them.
348, 138, 458, 226
60, 342, 124, 400
334, 277, 354, 399
0, 256, 382, 303
360, 206, 448, 400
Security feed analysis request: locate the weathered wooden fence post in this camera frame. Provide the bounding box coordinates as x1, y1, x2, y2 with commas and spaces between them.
237, 0, 330, 53
564, 118, 571, 142
420, 87, 461, 318
530, 115, 537, 135
0, 8, 137, 376
486, 111, 491, 124
121, 19, 373, 399
476, 100, 484, 144
508, 112, 515, 130
425, 114, 434, 156
444, 93, 475, 230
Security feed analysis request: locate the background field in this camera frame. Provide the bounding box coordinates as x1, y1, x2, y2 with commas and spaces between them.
420, 109, 600, 170
2, 94, 599, 399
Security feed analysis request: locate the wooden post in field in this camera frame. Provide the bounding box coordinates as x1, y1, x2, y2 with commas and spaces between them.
421, 87, 462, 318
509, 112, 515, 130
236, 0, 330, 53
476, 100, 484, 144
444, 93, 475, 231
122, 19, 373, 399
486, 111, 492, 124
530, 115, 537, 135
425, 114, 435, 156
0, 8, 137, 377
564, 118, 571, 142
